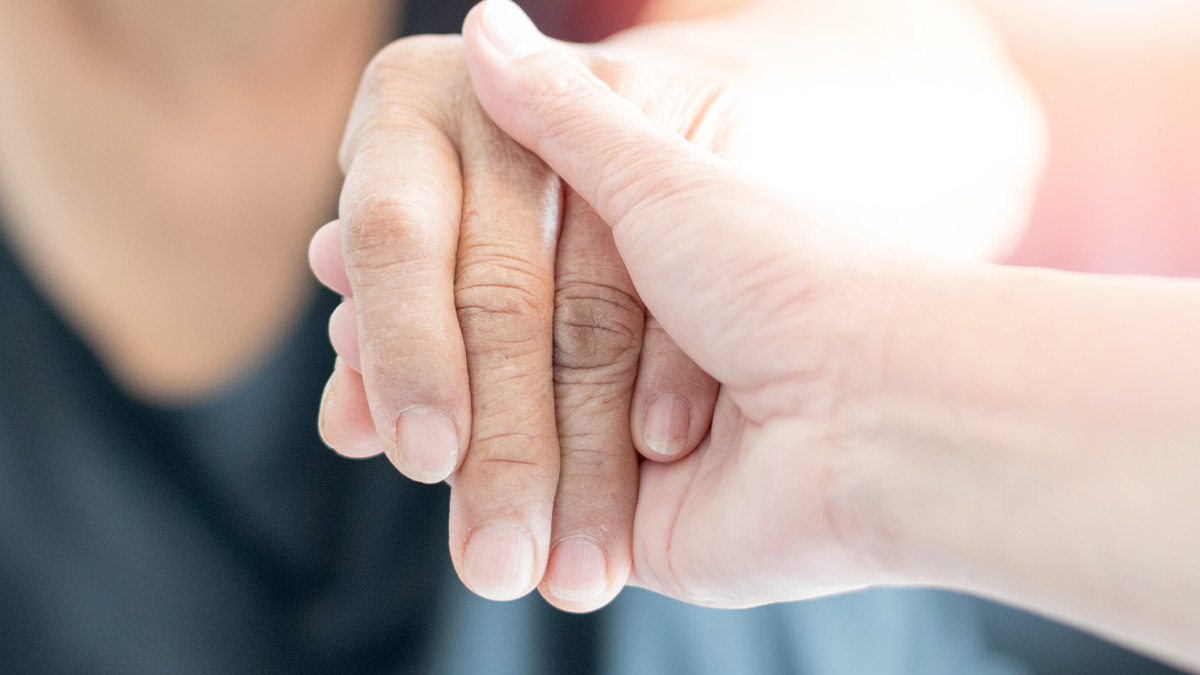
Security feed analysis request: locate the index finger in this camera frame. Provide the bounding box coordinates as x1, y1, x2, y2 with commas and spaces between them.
337, 42, 471, 483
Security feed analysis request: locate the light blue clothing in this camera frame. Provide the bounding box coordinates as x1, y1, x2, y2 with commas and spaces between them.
428, 567, 1026, 674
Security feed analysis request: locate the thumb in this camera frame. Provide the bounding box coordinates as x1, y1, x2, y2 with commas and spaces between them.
462, 0, 729, 232
462, 0, 812, 384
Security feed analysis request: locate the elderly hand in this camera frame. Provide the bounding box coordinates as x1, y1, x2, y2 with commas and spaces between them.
309, 0, 1044, 611
307, 32, 731, 612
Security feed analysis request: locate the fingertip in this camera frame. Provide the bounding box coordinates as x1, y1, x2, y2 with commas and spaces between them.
538, 587, 619, 614
392, 407, 461, 484
635, 389, 715, 463
544, 537, 610, 605
643, 394, 692, 459
475, 0, 552, 60
540, 537, 630, 613
462, 0, 587, 155
632, 326, 720, 462
328, 299, 362, 372
638, 384, 710, 461
461, 0, 486, 37
461, 2, 501, 72
461, 2, 528, 146
309, 220, 352, 297
319, 360, 386, 459
462, 523, 539, 601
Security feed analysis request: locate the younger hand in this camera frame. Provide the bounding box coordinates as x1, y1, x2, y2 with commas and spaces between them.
463, 0, 906, 605
468, 10, 1200, 672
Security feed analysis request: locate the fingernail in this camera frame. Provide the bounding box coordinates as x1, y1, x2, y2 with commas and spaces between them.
395, 408, 459, 482
464, 524, 537, 601
317, 373, 337, 450
645, 394, 691, 457
547, 537, 608, 603
481, 0, 550, 60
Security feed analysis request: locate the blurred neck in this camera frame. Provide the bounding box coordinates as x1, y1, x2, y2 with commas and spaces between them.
0, 0, 398, 402
5, 0, 399, 94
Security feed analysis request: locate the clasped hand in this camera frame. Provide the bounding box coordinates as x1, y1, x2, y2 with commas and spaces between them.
308, 31, 737, 611
308, 0, 1043, 612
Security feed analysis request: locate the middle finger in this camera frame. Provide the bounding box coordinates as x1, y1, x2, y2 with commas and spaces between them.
541, 189, 645, 611
448, 106, 562, 602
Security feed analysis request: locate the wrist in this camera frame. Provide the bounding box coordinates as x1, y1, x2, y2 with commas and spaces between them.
843, 261, 1200, 584
836, 262, 1200, 665
823, 258, 1037, 588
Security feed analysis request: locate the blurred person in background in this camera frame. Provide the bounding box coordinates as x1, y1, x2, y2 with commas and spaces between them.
0, 0, 1172, 673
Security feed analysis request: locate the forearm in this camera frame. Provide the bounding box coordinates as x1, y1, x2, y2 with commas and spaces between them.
870, 261, 1200, 668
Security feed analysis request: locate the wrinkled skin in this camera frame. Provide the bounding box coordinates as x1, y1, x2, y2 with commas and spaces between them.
310, 4, 1044, 611
312, 36, 735, 610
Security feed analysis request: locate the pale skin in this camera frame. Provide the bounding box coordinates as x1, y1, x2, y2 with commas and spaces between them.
0, 0, 1043, 615
312, 0, 1044, 610
459, 0, 1200, 669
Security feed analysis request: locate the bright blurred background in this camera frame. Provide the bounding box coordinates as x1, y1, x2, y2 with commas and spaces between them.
979, 0, 1200, 277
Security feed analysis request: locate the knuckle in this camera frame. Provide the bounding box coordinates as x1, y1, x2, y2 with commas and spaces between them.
553, 282, 644, 372
554, 373, 631, 404
341, 36, 464, 170
469, 431, 558, 483
343, 111, 442, 165
588, 55, 633, 90
596, 60, 746, 156
557, 445, 625, 489
340, 190, 443, 271
472, 428, 547, 457
366, 34, 463, 81
679, 81, 750, 157
456, 109, 550, 179
558, 440, 616, 469
456, 258, 553, 345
